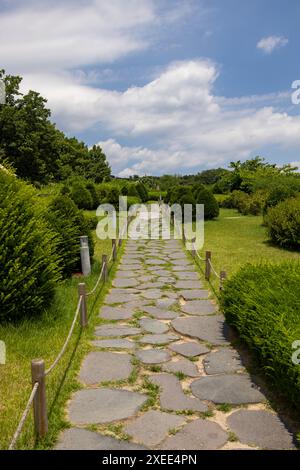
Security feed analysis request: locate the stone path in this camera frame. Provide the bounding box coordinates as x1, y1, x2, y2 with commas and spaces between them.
55, 205, 297, 450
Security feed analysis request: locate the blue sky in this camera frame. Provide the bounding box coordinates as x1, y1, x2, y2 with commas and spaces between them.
1, 0, 300, 175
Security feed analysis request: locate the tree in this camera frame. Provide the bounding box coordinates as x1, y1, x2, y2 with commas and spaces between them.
0, 70, 111, 183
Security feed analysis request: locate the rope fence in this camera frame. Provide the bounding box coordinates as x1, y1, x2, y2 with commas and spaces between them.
8, 221, 129, 450
165, 204, 227, 290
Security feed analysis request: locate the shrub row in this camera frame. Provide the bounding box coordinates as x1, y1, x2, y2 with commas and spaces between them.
0, 171, 94, 322
221, 262, 300, 410
165, 185, 219, 220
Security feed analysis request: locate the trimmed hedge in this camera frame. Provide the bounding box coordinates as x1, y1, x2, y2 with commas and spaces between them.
0, 172, 61, 322
221, 262, 300, 409
264, 195, 300, 249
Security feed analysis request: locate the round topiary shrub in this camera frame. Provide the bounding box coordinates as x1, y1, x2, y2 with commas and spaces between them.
0, 173, 61, 322
196, 187, 219, 219
264, 195, 300, 248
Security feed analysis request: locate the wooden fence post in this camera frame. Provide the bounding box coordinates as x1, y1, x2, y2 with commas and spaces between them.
102, 254, 108, 282
31, 359, 48, 438
219, 270, 227, 291
78, 282, 88, 327
112, 239, 117, 261
205, 250, 211, 280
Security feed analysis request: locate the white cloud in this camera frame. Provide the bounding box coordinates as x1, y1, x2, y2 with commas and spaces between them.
257, 35, 288, 54
0, 0, 156, 72
19, 59, 300, 176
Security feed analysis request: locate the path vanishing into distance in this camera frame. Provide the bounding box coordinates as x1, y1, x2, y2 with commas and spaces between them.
55, 205, 297, 450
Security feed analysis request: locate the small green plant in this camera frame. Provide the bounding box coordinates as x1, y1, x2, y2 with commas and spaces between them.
216, 403, 232, 413
169, 427, 180, 435
228, 431, 238, 442
174, 371, 187, 380
201, 409, 215, 418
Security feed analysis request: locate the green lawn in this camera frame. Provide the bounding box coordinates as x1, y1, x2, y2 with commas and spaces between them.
0, 235, 119, 450
193, 208, 300, 294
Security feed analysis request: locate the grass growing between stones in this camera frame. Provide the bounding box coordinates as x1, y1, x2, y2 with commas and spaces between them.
0, 235, 122, 450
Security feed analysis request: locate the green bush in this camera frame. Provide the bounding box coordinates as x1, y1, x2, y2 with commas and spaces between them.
148, 191, 161, 201
196, 187, 219, 219
0, 173, 61, 322
264, 195, 300, 248
221, 262, 300, 409
126, 196, 141, 208
64, 177, 94, 210
86, 181, 99, 209
264, 185, 297, 214
46, 195, 94, 277
136, 182, 148, 202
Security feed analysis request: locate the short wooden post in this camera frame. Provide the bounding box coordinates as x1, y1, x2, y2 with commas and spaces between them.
205, 250, 211, 281
118, 238, 122, 247
102, 254, 108, 282
219, 270, 227, 291
80, 236, 91, 276
78, 282, 88, 327
112, 239, 117, 261
31, 359, 48, 438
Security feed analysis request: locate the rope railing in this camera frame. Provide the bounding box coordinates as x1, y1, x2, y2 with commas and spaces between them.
8, 218, 130, 450
45, 296, 83, 376
165, 204, 227, 290
8, 382, 39, 450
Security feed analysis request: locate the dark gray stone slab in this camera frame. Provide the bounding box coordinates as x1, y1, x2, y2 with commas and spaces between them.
140, 318, 169, 334
169, 341, 210, 357
79, 352, 132, 384
227, 410, 296, 450
203, 349, 244, 375
136, 349, 171, 364
138, 282, 165, 290
125, 410, 185, 447
180, 300, 217, 315
168, 253, 188, 260
160, 419, 228, 450
174, 272, 199, 280
69, 388, 148, 424
55, 428, 146, 450
95, 325, 141, 337
139, 334, 179, 345
105, 292, 137, 304
141, 289, 164, 300
142, 306, 179, 320
162, 358, 200, 377
191, 374, 266, 404
175, 281, 203, 289
149, 374, 208, 412
92, 339, 135, 349
172, 316, 230, 345
139, 275, 155, 282
118, 264, 142, 270
156, 298, 177, 309
172, 265, 193, 271
113, 278, 140, 288
178, 290, 210, 300
157, 276, 176, 283
153, 269, 173, 277
171, 259, 193, 267
115, 270, 138, 279
145, 259, 166, 265
100, 306, 134, 320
